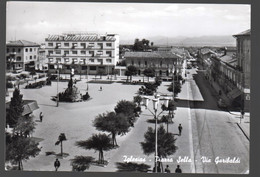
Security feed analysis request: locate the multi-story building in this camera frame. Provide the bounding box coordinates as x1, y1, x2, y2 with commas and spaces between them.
207, 29, 250, 111
45, 33, 119, 75
124, 51, 182, 76
233, 29, 250, 110
6, 40, 40, 71
35, 44, 48, 72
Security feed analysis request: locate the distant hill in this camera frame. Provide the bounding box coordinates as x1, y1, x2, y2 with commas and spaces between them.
120, 35, 236, 47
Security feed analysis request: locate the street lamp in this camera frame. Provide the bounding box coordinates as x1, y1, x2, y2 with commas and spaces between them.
142, 95, 170, 173
54, 62, 62, 107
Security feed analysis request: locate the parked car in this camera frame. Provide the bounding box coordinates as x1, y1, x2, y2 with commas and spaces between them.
217, 99, 227, 108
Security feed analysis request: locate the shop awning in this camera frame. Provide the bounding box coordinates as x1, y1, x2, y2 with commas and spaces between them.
227, 88, 242, 99
6, 100, 39, 116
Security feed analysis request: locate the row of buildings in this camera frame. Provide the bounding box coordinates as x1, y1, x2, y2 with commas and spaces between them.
198, 29, 250, 111
6, 33, 186, 76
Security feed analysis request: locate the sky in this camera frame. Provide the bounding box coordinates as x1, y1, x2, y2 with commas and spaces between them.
6, 2, 251, 44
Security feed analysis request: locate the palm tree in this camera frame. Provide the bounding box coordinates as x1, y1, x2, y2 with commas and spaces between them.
70, 156, 94, 171
55, 133, 67, 156
76, 133, 113, 164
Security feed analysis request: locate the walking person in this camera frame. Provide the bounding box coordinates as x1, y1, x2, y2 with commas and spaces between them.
165, 165, 171, 173
54, 159, 60, 171
100, 86, 102, 91
39, 112, 43, 122
178, 124, 183, 136
175, 165, 182, 173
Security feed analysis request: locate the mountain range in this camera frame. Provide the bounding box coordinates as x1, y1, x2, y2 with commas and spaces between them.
120, 35, 236, 47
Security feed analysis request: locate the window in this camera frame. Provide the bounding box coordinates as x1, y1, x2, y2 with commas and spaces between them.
106, 51, 112, 57
82, 66, 88, 70
97, 59, 103, 63
66, 65, 70, 69
12, 48, 15, 52
18, 48, 21, 53
64, 58, 70, 62
90, 66, 96, 70
90, 59, 95, 63
64, 43, 69, 47
7, 48, 9, 53
138, 61, 141, 66
56, 50, 61, 54
49, 65, 54, 69
16, 56, 22, 61
89, 51, 94, 56
97, 43, 103, 49
132, 60, 134, 65
72, 43, 78, 48
88, 43, 94, 47
34, 48, 36, 51
106, 59, 112, 63
72, 51, 77, 55
48, 51, 53, 55
73, 58, 78, 62
48, 43, 53, 47
30, 56, 32, 60
80, 43, 86, 48
25, 48, 28, 52
64, 51, 69, 55
81, 51, 86, 55
30, 48, 32, 52
56, 58, 61, 63
34, 55, 37, 59
145, 61, 147, 66
96, 51, 103, 55
106, 43, 112, 47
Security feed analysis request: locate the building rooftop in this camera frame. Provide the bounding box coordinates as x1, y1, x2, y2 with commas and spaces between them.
200, 48, 216, 55
46, 34, 117, 41
233, 29, 251, 37
124, 51, 180, 59
219, 52, 237, 66
6, 40, 40, 47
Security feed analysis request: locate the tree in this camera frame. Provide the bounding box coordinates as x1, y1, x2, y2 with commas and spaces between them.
97, 68, 105, 79
55, 133, 67, 156
93, 112, 130, 147
133, 95, 142, 107
167, 81, 182, 96
151, 42, 154, 46
70, 156, 94, 171
125, 65, 137, 82
114, 100, 139, 126
6, 135, 41, 170
143, 68, 155, 82
140, 126, 177, 172
76, 134, 113, 164
116, 162, 151, 172
15, 116, 36, 137
7, 88, 24, 128
29, 70, 36, 79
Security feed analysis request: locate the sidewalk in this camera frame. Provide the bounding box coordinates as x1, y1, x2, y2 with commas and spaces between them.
229, 111, 250, 140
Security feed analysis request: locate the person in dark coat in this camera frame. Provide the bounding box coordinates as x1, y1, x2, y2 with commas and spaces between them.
54, 159, 60, 171
165, 165, 171, 173
178, 124, 183, 136
175, 165, 182, 173
39, 112, 43, 122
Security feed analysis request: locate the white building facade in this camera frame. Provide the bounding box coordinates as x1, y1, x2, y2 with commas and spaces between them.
45, 33, 119, 75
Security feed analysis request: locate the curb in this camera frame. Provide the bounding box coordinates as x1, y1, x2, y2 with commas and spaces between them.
236, 123, 250, 141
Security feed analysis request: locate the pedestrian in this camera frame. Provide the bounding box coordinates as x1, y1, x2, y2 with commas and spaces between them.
165, 165, 171, 173
100, 86, 102, 91
39, 112, 43, 122
54, 159, 60, 171
175, 165, 182, 173
178, 124, 183, 136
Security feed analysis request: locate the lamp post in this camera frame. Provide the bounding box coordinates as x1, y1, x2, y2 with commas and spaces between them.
54, 62, 62, 107
142, 95, 170, 173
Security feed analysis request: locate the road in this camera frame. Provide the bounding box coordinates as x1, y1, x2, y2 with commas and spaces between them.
188, 66, 249, 174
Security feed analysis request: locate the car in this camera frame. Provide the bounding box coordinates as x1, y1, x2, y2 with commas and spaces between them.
217, 99, 227, 108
